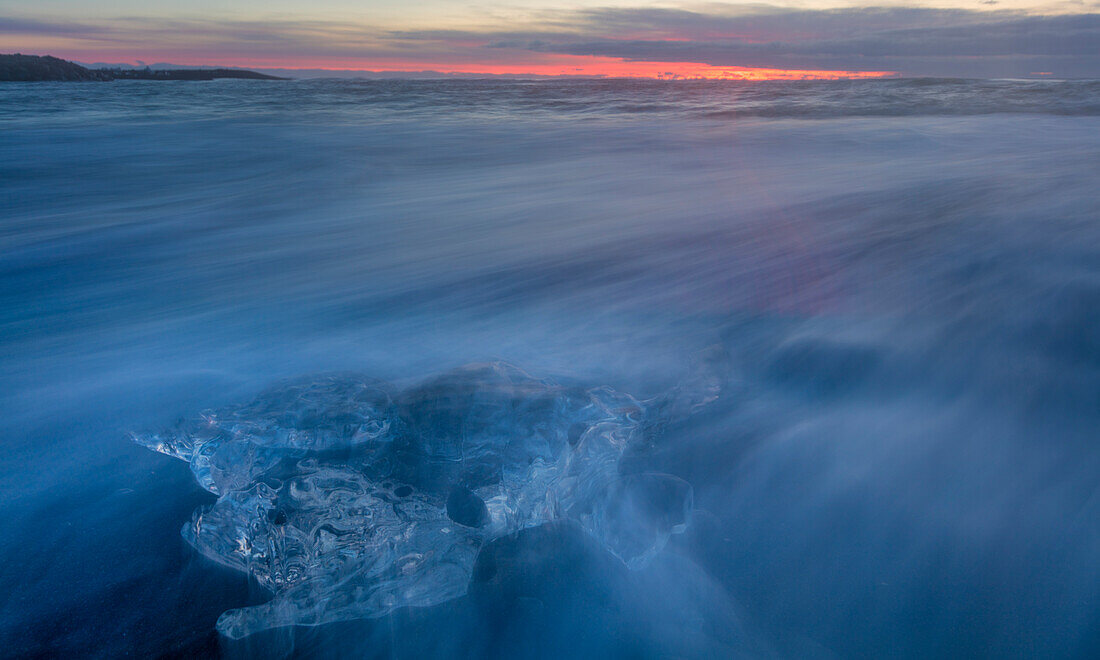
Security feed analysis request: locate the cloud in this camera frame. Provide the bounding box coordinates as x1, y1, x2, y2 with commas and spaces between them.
0, 16, 110, 36
2, 5, 1099, 77
444, 7, 1100, 77
0, 16, 502, 65
390, 6, 1100, 77
492, 14, 1100, 68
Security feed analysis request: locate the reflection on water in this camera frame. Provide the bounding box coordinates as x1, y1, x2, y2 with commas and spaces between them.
0, 80, 1098, 658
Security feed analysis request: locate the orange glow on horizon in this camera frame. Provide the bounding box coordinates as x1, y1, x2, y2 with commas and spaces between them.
289, 58, 898, 81
41, 47, 896, 81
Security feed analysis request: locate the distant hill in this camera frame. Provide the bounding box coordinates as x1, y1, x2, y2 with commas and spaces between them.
0, 54, 287, 82
0, 54, 112, 81
105, 68, 286, 81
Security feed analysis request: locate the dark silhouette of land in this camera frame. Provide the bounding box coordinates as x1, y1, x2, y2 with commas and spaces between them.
0, 54, 112, 81
0, 54, 287, 81
107, 67, 286, 81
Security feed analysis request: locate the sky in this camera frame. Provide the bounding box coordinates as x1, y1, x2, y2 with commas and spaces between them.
2, 1, 1099, 78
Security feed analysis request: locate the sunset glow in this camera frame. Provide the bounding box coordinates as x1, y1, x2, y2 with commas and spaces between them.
4, 1, 1095, 79
30, 51, 897, 80
0, 35, 901, 79
235, 56, 896, 80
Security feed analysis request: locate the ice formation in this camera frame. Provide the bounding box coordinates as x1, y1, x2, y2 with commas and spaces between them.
133, 362, 720, 639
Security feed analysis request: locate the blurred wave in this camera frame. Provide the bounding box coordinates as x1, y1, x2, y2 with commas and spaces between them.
0, 80, 1098, 658
3, 78, 1100, 128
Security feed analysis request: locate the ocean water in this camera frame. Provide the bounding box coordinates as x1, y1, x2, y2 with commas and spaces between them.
0, 78, 1098, 658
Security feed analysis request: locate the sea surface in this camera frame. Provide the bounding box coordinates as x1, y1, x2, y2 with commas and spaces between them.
1, 78, 1098, 658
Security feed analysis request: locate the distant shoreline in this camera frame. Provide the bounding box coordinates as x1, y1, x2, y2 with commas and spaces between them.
0, 54, 287, 82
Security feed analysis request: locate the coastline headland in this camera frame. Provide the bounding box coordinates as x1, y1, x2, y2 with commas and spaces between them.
0, 54, 287, 81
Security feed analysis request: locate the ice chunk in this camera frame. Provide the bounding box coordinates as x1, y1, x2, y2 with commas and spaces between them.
447, 485, 490, 528
132, 375, 396, 495
584, 473, 694, 568
133, 361, 717, 639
